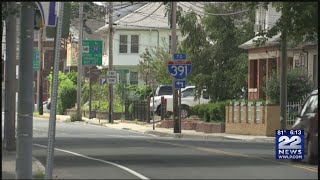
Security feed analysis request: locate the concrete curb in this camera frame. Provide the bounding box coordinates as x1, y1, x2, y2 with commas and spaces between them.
32, 156, 46, 178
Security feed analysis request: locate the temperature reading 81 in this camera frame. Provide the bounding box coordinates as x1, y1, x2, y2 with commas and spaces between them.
170, 65, 188, 76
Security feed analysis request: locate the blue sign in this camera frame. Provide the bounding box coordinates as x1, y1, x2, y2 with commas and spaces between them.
167, 60, 192, 79
35, 2, 58, 27
175, 79, 186, 89
173, 54, 186, 60
275, 130, 304, 160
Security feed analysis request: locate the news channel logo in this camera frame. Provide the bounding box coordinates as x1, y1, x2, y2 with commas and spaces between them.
275, 130, 304, 160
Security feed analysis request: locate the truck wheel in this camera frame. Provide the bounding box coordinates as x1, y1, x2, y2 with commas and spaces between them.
180, 106, 189, 119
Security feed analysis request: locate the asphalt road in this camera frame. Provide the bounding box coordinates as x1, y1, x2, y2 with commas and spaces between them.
29, 117, 318, 179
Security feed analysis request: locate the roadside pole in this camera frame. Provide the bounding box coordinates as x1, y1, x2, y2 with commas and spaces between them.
76, 2, 83, 121
89, 67, 92, 119
171, 2, 180, 133
37, 24, 44, 115
108, 2, 114, 124
279, 6, 288, 130
16, 2, 34, 179
4, 1, 16, 151
45, 2, 64, 179
280, 29, 287, 130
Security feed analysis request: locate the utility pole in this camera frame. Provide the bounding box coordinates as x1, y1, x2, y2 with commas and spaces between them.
4, 1, 17, 151
171, 2, 180, 133
16, 2, 34, 179
108, 2, 114, 124
280, 30, 287, 130
37, 24, 44, 115
280, 7, 288, 130
76, 2, 83, 120
89, 67, 92, 119
45, 2, 64, 179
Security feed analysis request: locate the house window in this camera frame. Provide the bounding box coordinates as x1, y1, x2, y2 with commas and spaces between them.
119, 73, 127, 84
130, 72, 138, 85
131, 35, 139, 53
119, 35, 128, 53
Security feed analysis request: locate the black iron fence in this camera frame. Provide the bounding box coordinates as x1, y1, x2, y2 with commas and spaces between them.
125, 100, 148, 121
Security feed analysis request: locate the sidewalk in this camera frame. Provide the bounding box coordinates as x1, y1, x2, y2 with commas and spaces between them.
36, 113, 275, 143
2, 148, 45, 179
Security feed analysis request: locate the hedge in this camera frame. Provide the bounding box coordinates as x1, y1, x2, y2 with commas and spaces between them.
190, 101, 229, 122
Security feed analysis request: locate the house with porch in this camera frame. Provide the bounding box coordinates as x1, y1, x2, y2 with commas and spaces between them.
95, 2, 204, 85
239, 4, 318, 101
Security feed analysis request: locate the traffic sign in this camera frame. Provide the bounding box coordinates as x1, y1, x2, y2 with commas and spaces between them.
173, 53, 186, 60
167, 60, 192, 79
82, 40, 102, 66
175, 79, 186, 89
107, 71, 117, 84
107, 78, 117, 84
35, 2, 58, 27
33, 49, 40, 71
107, 71, 116, 77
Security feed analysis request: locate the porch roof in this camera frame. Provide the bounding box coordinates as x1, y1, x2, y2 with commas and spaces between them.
238, 33, 281, 50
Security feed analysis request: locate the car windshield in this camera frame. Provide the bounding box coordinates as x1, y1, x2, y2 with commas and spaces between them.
181, 88, 195, 97
300, 94, 318, 116
156, 86, 172, 96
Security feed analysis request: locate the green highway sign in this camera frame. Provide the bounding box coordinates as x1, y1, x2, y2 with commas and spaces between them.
82, 40, 102, 66
33, 49, 40, 71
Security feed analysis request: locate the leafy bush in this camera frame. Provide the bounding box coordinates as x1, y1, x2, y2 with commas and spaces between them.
57, 79, 77, 115
191, 101, 229, 122
264, 68, 314, 104
69, 112, 81, 122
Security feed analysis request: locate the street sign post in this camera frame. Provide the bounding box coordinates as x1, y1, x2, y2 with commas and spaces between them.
167, 53, 192, 134
33, 49, 40, 71
82, 40, 102, 66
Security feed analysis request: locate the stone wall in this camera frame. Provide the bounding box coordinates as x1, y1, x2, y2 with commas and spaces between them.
225, 104, 280, 136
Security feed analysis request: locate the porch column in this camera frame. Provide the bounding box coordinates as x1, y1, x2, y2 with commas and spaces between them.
257, 59, 264, 99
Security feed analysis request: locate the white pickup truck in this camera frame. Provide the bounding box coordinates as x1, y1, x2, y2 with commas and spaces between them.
150, 86, 210, 118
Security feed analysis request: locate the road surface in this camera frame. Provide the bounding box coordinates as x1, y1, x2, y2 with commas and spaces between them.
29, 117, 318, 179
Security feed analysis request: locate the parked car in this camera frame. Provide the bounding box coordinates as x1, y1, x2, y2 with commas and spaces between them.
292, 89, 318, 165
154, 85, 172, 96
150, 86, 210, 118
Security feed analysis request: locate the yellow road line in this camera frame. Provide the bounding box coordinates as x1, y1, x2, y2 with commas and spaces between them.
146, 139, 318, 173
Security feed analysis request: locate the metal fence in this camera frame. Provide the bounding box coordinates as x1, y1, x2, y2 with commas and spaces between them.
124, 100, 148, 121
286, 95, 308, 126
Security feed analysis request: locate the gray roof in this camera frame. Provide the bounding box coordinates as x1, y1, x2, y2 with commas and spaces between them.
96, 2, 204, 33
238, 33, 281, 49
70, 18, 105, 41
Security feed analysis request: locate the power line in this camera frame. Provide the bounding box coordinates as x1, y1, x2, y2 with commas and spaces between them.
179, 3, 249, 16
118, 3, 163, 24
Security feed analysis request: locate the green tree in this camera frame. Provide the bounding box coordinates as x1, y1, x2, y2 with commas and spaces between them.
264, 68, 314, 104
138, 46, 172, 85
177, 2, 255, 100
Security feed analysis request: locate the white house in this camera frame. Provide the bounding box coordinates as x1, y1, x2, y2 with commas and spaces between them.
95, 2, 204, 85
